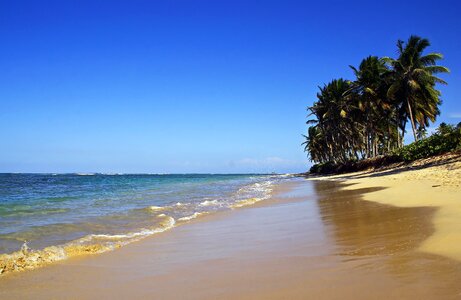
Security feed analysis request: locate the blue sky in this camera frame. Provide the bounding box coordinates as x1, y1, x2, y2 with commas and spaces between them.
1, 0, 460, 173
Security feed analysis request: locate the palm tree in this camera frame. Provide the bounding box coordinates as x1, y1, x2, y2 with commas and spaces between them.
306, 79, 359, 163
350, 56, 395, 156
302, 126, 328, 163
385, 35, 449, 141
303, 36, 449, 165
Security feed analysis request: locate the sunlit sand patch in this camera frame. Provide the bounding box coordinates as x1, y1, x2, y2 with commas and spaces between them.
418, 201, 461, 261
315, 161, 461, 262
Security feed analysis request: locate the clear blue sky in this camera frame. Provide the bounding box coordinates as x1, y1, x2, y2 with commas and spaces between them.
1, 0, 460, 173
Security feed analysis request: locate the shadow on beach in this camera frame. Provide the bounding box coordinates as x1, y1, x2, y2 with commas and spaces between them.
312, 179, 461, 293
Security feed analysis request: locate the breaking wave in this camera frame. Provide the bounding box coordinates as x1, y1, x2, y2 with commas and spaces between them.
0, 174, 284, 276
0, 216, 176, 276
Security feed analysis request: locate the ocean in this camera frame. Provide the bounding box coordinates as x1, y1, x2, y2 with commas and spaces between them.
0, 173, 286, 272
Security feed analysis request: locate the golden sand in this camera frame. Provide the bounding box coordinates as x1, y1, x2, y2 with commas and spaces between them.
314, 155, 461, 261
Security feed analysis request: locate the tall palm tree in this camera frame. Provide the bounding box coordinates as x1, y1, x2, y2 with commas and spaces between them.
350, 56, 395, 156
385, 35, 449, 141
303, 36, 449, 165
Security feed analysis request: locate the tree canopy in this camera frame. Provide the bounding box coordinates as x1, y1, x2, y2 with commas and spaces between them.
303, 35, 449, 164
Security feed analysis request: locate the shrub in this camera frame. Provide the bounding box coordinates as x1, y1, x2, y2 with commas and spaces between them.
309, 123, 461, 174
394, 123, 461, 162
309, 161, 338, 174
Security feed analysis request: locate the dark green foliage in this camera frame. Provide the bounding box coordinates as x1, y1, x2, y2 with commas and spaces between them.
394, 123, 461, 161
309, 162, 337, 174
385, 36, 449, 142
309, 123, 461, 174
309, 155, 401, 175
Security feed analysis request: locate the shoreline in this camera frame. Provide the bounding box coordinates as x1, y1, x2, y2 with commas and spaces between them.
1, 168, 461, 298
0, 175, 284, 276
309, 153, 461, 262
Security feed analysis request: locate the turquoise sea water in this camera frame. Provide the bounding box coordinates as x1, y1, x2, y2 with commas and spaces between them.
0, 173, 284, 256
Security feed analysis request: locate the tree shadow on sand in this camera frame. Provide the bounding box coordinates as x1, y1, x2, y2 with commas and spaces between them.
311, 179, 461, 291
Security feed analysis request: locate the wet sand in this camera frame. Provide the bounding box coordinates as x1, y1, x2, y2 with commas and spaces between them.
1, 178, 461, 299
320, 155, 461, 262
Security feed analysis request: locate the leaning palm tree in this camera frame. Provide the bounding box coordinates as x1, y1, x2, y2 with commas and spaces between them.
385, 35, 449, 141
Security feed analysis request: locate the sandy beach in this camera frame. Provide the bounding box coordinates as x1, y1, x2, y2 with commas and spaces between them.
1, 158, 461, 299
317, 152, 461, 261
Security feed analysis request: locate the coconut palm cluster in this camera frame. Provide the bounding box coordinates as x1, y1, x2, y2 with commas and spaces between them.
304, 35, 449, 164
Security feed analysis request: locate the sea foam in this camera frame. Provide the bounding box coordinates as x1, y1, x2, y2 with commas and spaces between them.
199, 199, 219, 206
0, 216, 176, 276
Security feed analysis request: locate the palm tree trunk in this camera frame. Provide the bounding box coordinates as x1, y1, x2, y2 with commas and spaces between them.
396, 113, 401, 148
401, 120, 407, 147
406, 100, 418, 142
373, 137, 375, 157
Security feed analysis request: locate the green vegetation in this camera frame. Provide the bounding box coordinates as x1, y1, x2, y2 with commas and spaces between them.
303, 35, 451, 169
394, 123, 461, 162
309, 123, 461, 174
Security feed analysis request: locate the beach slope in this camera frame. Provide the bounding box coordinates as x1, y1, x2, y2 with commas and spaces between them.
1, 169, 461, 299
